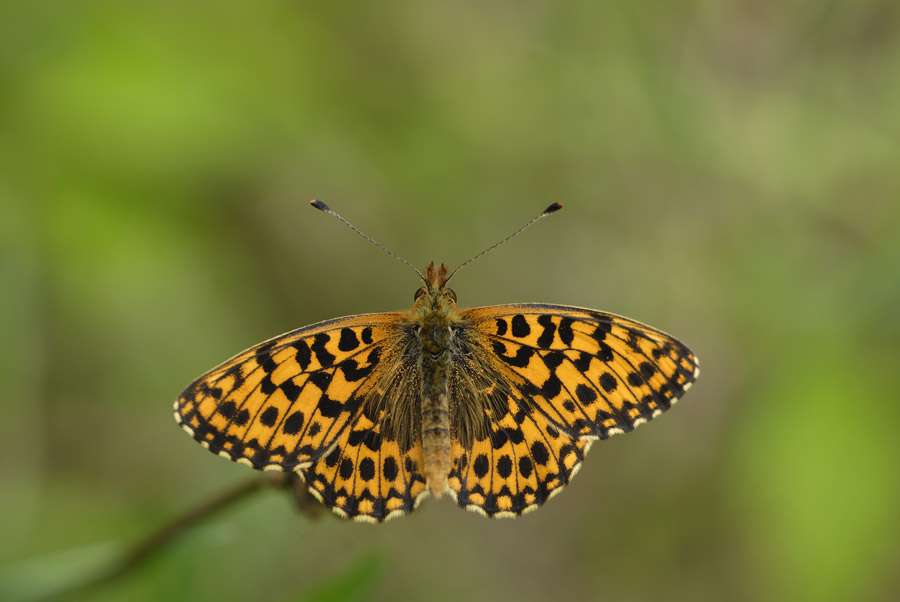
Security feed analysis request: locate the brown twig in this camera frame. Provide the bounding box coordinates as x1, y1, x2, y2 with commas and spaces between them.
49, 474, 284, 601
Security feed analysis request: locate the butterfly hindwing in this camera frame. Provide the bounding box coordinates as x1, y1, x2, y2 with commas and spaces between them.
174, 312, 404, 472
463, 304, 700, 441
301, 418, 428, 522
448, 387, 590, 517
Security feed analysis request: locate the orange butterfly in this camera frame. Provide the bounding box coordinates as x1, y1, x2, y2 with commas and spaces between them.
175, 202, 698, 522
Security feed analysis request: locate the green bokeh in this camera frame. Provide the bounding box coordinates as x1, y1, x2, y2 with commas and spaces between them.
2, 1, 898, 601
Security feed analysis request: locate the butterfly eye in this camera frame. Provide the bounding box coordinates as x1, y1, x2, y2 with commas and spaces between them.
414, 287, 426, 300
444, 288, 457, 303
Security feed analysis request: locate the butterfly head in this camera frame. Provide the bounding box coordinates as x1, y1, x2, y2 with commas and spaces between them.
414, 262, 457, 309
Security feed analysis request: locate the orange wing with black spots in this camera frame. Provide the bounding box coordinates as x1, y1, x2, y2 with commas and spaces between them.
445, 304, 699, 517
175, 312, 431, 521
301, 413, 428, 522
464, 304, 699, 439
448, 388, 591, 517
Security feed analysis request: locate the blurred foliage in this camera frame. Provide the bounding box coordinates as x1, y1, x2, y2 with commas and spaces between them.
1, 0, 899, 601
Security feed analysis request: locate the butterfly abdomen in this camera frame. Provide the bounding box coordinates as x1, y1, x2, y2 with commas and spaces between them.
419, 346, 452, 498
412, 267, 461, 499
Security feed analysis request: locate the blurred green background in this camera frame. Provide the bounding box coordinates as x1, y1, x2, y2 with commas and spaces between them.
2, 1, 899, 601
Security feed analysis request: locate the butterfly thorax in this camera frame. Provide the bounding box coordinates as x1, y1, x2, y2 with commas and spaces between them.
408, 262, 463, 498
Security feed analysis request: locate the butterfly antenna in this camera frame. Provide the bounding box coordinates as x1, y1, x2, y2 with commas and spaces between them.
310, 200, 427, 283
446, 202, 563, 283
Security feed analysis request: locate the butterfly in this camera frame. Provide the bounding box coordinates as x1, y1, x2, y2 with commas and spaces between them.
175, 201, 699, 523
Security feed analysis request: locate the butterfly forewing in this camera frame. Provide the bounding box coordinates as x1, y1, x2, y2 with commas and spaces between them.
462, 304, 699, 441
174, 313, 405, 472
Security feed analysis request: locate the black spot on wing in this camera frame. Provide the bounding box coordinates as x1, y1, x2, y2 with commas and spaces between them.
366, 347, 380, 365
318, 394, 343, 418
338, 328, 360, 352
255, 342, 277, 373
497, 455, 513, 479
541, 374, 562, 398
495, 318, 507, 336
311, 333, 335, 367
324, 445, 341, 467
530, 441, 550, 465
283, 411, 305, 435
280, 379, 301, 402
340, 358, 374, 382
309, 370, 332, 391
491, 429, 509, 449
260, 375, 276, 396
575, 384, 597, 404
519, 456, 533, 478
348, 428, 382, 453
339, 458, 353, 480
219, 401, 237, 420
383, 456, 398, 481
492, 341, 534, 368
257, 356, 277, 374
572, 352, 593, 372
543, 350, 565, 370
557, 318, 575, 346
596, 342, 614, 362
347, 429, 369, 447
473, 454, 490, 478
536, 315, 556, 348
511, 315, 531, 338
599, 372, 618, 393
293, 340, 312, 370
359, 457, 375, 482
259, 406, 278, 427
